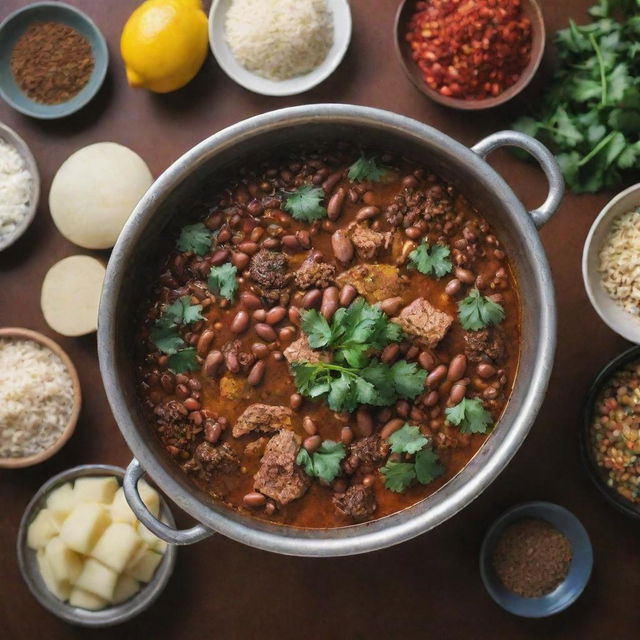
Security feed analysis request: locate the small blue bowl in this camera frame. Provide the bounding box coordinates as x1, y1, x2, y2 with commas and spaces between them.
0, 2, 108, 119
480, 502, 593, 618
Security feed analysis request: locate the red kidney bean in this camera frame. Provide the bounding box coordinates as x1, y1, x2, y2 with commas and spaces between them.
381, 343, 400, 364
205, 421, 222, 444
303, 435, 322, 453
278, 327, 296, 343
247, 360, 266, 386
494, 249, 505, 260
327, 187, 346, 220
188, 377, 201, 391
332, 478, 348, 494
266, 306, 287, 325
427, 364, 447, 387
240, 292, 261, 310
405, 226, 422, 240
402, 175, 419, 189
379, 296, 403, 316
288, 307, 301, 326
296, 230, 311, 249
282, 235, 301, 251
348, 188, 359, 203
355, 205, 380, 221
449, 383, 467, 405
211, 248, 230, 266
302, 288, 322, 309
377, 408, 392, 424
262, 237, 281, 250
331, 230, 354, 264
454, 267, 474, 284
447, 354, 467, 382
243, 492, 266, 508
483, 386, 499, 400
406, 345, 420, 361
205, 212, 224, 230
225, 350, 240, 374
322, 171, 343, 194
340, 426, 354, 445
188, 411, 203, 425
339, 284, 357, 307
395, 400, 410, 418
175, 383, 189, 400
251, 342, 270, 359
255, 323, 277, 342
302, 416, 318, 436
250, 227, 265, 242
196, 329, 215, 357
380, 418, 405, 440
238, 241, 259, 255
231, 252, 250, 270
445, 279, 461, 296
231, 310, 250, 334
264, 502, 276, 516
217, 227, 231, 243
247, 200, 263, 216
321, 286, 339, 320
477, 363, 496, 379
184, 397, 200, 411
176, 373, 189, 385
356, 406, 374, 437
424, 390, 439, 407
362, 474, 376, 488
410, 407, 426, 422
202, 350, 223, 376
290, 393, 303, 410
252, 309, 267, 322
418, 351, 436, 371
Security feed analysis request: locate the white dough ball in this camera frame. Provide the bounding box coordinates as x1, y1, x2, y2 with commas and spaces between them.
49, 142, 153, 249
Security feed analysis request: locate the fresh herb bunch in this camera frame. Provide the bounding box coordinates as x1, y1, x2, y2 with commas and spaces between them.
408, 242, 453, 278
348, 155, 388, 182
176, 223, 217, 257
283, 185, 327, 222
207, 263, 238, 303
458, 288, 505, 331
445, 397, 493, 434
296, 441, 346, 483
513, 0, 640, 193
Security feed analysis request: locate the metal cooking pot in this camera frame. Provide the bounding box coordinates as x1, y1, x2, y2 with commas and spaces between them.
98, 105, 562, 557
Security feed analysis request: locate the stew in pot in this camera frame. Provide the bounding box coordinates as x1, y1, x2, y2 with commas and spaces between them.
134, 145, 520, 528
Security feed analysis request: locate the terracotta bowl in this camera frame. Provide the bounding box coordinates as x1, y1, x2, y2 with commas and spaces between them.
394, 0, 546, 110
0, 328, 81, 469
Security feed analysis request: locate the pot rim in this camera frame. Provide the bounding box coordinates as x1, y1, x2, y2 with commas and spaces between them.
98, 104, 556, 556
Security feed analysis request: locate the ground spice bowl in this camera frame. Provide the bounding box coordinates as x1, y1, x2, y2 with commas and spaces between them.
0, 2, 108, 119
479, 502, 593, 617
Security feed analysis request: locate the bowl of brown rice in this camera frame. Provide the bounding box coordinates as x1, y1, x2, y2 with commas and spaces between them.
0, 327, 81, 468
583, 183, 640, 344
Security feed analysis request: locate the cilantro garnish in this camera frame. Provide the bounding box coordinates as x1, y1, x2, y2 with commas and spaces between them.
458, 288, 505, 331
388, 424, 429, 455
296, 440, 346, 483
379, 461, 416, 493
347, 155, 387, 182
408, 242, 453, 278
283, 185, 327, 222
207, 263, 238, 302
414, 447, 444, 485
445, 397, 493, 435
176, 223, 216, 257
163, 296, 205, 326
167, 348, 199, 374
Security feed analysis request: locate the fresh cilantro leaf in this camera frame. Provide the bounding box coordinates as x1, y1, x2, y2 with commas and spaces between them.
164, 296, 204, 326
328, 372, 355, 412
414, 447, 444, 485
150, 296, 203, 354
167, 348, 199, 374
458, 288, 505, 331
390, 360, 428, 399
176, 223, 216, 257
380, 461, 416, 493
445, 397, 493, 435
208, 263, 238, 302
347, 155, 387, 182
408, 242, 453, 278
150, 322, 185, 355
283, 185, 327, 222
388, 424, 428, 455
296, 441, 346, 483
301, 309, 333, 349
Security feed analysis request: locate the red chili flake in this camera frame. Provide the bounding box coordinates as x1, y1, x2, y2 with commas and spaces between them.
406, 0, 532, 101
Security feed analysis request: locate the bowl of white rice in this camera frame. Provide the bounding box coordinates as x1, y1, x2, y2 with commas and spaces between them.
583, 183, 640, 344
0, 328, 81, 469
0, 122, 39, 252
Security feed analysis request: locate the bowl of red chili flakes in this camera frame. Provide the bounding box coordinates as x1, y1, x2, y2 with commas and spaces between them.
394, 0, 545, 110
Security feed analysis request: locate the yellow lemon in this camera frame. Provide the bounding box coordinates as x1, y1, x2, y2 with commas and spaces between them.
121, 0, 208, 93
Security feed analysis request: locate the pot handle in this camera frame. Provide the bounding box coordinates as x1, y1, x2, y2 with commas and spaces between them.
123, 458, 213, 545
471, 130, 564, 229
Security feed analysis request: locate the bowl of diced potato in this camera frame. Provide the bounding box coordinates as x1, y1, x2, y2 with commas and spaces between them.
17, 464, 176, 627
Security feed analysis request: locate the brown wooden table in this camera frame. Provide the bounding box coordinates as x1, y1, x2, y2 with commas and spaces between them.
0, 1, 635, 637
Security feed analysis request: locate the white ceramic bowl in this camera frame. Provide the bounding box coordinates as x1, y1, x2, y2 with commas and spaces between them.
582, 183, 640, 343
208, 0, 352, 96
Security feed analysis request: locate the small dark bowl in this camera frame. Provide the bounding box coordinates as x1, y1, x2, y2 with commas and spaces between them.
480, 502, 593, 618
580, 345, 640, 520
394, 0, 546, 110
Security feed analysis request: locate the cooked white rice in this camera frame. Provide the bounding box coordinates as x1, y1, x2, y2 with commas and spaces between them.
598, 208, 640, 317
0, 338, 74, 458
0, 139, 32, 239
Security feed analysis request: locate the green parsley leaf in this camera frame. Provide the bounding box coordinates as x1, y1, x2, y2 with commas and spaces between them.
301, 309, 333, 349
445, 397, 493, 435
380, 461, 416, 493
208, 263, 238, 302
283, 185, 327, 222
164, 296, 204, 326
414, 447, 444, 485
150, 296, 204, 355
296, 440, 346, 483
388, 423, 429, 455
176, 223, 216, 257
347, 155, 387, 182
408, 242, 453, 278
150, 322, 185, 355
458, 288, 505, 331
167, 348, 199, 374
390, 360, 428, 399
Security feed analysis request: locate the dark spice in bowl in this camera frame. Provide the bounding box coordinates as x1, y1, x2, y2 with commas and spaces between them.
10, 22, 94, 104
492, 518, 572, 597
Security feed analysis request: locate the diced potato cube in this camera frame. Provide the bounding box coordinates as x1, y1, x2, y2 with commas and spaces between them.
69, 587, 107, 611
36, 549, 71, 601
27, 509, 60, 550
60, 502, 111, 554
126, 549, 163, 583
45, 482, 75, 517
73, 476, 119, 505
44, 536, 83, 584
110, 487, 136, 524
125, 543, 149, 572
90, 523, 142, 573
138, 480, 160, 518
74, 558, 118, 601
153, 539, 168, 554
137, 522, 165, 552
112, 574, 140, 605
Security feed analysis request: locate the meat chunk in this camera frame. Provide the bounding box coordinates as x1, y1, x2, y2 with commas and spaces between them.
249, 249, 292, 304
191, 442, 240, 496
253, 430, 309, 505
464, 328, 506, 363
294, 251, 336, 290
283, 334, 330, 365
334, 484, 377, 522
336, 263, 404, 303
349, 224, 391, 260
344, 435, 389, 474
233, 403, 293, 437
391, 298, 453, 347
244, 437, 268, 458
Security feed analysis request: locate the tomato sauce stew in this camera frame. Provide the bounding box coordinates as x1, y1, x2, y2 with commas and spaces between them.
134, 144, 521, 528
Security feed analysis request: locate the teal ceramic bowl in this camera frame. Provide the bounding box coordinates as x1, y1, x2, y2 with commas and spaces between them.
0, 2, 108, 119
